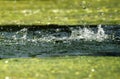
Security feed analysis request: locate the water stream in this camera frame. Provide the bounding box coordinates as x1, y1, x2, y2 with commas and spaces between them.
0, 25, 120, 58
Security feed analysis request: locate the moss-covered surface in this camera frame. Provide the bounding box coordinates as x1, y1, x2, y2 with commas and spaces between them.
0, 56, 120, 79
0, 0, 120, 25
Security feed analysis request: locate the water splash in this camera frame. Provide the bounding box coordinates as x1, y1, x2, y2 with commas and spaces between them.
96, 25, 108, 41
0, 25, 119, 58
69, 25, 108, 42
0, 25, 115, 45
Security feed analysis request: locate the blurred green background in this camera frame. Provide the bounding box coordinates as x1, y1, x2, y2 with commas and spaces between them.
0, 0, 120, 25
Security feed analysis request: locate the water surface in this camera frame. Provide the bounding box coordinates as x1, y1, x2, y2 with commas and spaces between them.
0, 25, 120, 58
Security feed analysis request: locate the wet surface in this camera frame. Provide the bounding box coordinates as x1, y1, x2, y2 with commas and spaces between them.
0, 25, 120, 58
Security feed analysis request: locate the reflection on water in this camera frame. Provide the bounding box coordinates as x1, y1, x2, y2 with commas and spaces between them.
0, 25, 120, 58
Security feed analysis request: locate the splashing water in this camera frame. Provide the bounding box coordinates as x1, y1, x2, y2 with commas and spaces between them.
0, 25, 119, 58
69, 25, 108, 42
0, 25, 109, 45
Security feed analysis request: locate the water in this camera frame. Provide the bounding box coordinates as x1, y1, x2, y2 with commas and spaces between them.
0, 25, 120, 58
